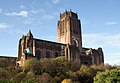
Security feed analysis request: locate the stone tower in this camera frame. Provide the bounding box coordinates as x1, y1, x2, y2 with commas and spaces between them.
57, 10, 82, 62
17, 30, 34, 66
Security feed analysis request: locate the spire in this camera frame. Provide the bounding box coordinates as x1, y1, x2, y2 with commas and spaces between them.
22, 34, 25, 38
27, 29, 33, 37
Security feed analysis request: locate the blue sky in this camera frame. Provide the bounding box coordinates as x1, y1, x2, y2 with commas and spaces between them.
0, 0, 120, 65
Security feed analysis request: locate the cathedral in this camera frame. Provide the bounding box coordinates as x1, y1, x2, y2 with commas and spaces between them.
17, 10, 104, 66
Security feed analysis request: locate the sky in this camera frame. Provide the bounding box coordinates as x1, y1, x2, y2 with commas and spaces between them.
0, 0, 120, 65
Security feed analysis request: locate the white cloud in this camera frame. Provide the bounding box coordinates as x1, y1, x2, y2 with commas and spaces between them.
52, 0, 60, 4
20, 5, 26, 10
0, 23, 10, 29
41, 15, 55, 20
30, 10, 39, 14
83, 33, 120, 66
5, 10, 28, 17
7, 28, 26, 34
105, 53, 120, 66
43, 35, 57, 42
83, 33, 120, 48
105, 21, 117, 25
0, 8, 2, 13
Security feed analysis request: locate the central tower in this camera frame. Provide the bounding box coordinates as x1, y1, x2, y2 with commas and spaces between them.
57, 10, 82, 55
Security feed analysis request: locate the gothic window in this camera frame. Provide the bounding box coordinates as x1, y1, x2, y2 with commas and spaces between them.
46, 51, 50, 58
73, 39, 78, 47
35, 50, 41, 59
73, 40, 77, 46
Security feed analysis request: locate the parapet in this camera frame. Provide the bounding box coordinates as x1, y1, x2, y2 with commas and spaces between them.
60, 10, 78, 20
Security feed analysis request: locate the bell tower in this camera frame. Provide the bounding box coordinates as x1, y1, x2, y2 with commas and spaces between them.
57, 10, 82, 55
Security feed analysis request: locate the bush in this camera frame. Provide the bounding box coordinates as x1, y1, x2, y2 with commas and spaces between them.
32, 60, 42, 75
76, 65, 97, 83
12, 72, 26, 83
0, 68, 9, 80
94, 70, 120, 83
40, 56, 69, 77
62, 79, 72, 83
50, 76, 61, 83
37, 73, 52, 83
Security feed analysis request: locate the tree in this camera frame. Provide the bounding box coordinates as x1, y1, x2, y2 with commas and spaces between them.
0, 58, 9, 68
12, 72, 26, 83
76, 65, 97, 83
94, 69, 120, 83
50, 76, 61, 83
37, 73, 52, 83
40, 56, 69, 77
23, 58, 37, 72
0, 68, 10, 80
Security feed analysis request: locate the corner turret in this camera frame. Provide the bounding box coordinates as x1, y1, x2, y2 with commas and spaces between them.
27, 30, 33, 38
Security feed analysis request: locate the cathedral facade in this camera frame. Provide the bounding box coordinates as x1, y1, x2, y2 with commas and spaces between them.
17, 11, 104, 66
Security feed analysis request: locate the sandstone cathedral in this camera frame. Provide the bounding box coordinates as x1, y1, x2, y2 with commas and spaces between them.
17, 10, 104, 66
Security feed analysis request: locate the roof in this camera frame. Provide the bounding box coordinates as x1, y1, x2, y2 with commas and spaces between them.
82, 47, 90, 52
34, 38, 66, 46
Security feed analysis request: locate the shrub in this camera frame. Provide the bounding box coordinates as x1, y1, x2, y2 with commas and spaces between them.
50, 76, 61, 83
94, 69, 120, 83
62, 79, 72, 83
0, 68, 9, 80
12, 72, 26, 83
23, 59, 36, 72
37, 73, 52, 83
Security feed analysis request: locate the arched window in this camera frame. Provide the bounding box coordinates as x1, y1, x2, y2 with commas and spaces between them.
73, 39, 78, 47
35, 50, 41, 59
46, 51, 50, 58
73, 40, 77, 46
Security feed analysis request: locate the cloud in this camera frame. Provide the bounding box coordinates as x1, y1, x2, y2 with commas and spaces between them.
105, 53, 120, 66
83, 33, 120, 66
20, 5, 26, 10
30, 10, 39, 14
41, 14, 55, 20
0, 8, 2, 13
0, 23, 10, 29
42, 35, 57, 42
83, 33, 120, 48
52, 0, 60, 4
6, 27, 27, 34
5, 10, 28, 17
105, 21, 117, 25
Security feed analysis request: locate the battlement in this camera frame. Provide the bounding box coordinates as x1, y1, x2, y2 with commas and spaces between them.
60, 10, 78, 20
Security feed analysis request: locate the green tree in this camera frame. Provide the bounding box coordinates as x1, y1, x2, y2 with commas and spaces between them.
94, 69, 120, 83
21, 71, 36, 83
40, 56, 69, 77
23, 58, 37, 72
76, 65, 97, 83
